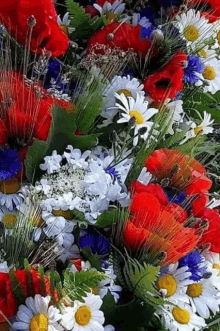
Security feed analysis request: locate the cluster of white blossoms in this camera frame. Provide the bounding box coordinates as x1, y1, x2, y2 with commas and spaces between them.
32, 145, 132, 224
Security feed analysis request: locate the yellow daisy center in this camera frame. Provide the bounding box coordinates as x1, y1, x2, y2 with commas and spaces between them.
105, 12, 117, 25
172, 307, 190, 324
156, 274, 177, 297
203, 66, 216, 80
29, 313, 48, 331
129, 110, 145, 125
184, 25, 199, 42
52, 209, 73, 220
213, 263, 220, 276
92, 286, 100, 295
194, 126, 203, 135
217, 30, 220, 46
60, 25, 68, 35
2, 214, 17, 229
187, 283, 203, 297
118, 89, 132, 97
75, 306, 92, 326
31, 215, 44, 227
0, 178, 21, 194
199, 49, 207, 59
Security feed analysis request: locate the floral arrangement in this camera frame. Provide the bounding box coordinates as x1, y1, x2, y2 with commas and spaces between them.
1, 0, 220, 330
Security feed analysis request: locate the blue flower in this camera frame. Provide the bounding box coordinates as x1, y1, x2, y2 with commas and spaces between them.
163, 187, 186, 205
184, 56, 204, 84
0, 147, 22, 181
179, 251, 207, 281
79, 229, 110, 256
106, 165, 121, 181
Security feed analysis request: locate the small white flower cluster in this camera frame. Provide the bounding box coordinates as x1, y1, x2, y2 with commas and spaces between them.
32, 146, 132, 224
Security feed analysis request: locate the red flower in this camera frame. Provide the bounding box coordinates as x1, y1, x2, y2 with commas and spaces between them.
0, 268, 55, 324
143, 52, 187, 102
0, 0, 69, 57
145, 149, 212, 195
123, 190, 199, 265
88, 22, 152, 57
190, 0, 220, 22
194, 207, 220, 253
0, 71, 53, 151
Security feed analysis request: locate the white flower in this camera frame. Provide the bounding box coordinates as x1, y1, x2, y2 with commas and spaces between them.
40, 151, 62, 174
99, 75, 144, 127
61, 292, 105, 331
0, 186, 24, 211
137, 167, 152, 185
174, 9, 215, 50
162, 100, 184, 135
156, 263, 193, 304
196, 58, 220, 94
0, 207, 20, 234
57, 12, 75, 34
204, 252, 220, 291
157, 302, 206, 331
186, 278, 220, 319
104, 326, 115, 331
63, 146, 91, 168
181, 111, 214, 144
198, 45, 217, 62
0, 261, 9, 273
94, 0, 125, 16
13, 294, 63, 331
115, 92, 158, 146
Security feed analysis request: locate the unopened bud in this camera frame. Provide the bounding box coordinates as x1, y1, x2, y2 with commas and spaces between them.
152, 29, 164, 41
139, 127, 148, 135
109, 130, 118, 143
160, 178, 170, 187
128, 116, 136, 127
203, 272, 212, 279
27, 15, 36, 27
107, 33, 114, 41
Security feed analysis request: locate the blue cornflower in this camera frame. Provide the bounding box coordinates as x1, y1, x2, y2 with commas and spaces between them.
44, 58, 63, 90
163, 187, 186, 205
184, 56, 204, 84
0, 147, 22, 181
79, 229, 110, 256
106, 165, 121, 181
179, 251, 207, 281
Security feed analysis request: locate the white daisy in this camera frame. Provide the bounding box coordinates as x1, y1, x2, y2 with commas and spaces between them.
196, 58, 220, 94
0, 261, 9, 273
157, 302, 206, 331
198, 45, 217, 62
115, 92, 158, 146
58, 12, 75, 35
61, 292, 105, 331
99, 75, 144, 128
137, 167, 152, 185
94, 0, 125, 17
13, 295, 63, 331
181, 111, 214, 144
204, 252, 220, 291
174, 9, 215, 50
186, 278, 219, 319
156, 263, 193, 304
0, 178, 24, 211
0, 206, 20, 234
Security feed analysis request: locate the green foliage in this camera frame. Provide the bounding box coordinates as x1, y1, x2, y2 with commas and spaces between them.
65, 0, 104, 40
101, 292, 155, 331
63, 269, 106, 302
96, 208, 129, 229
25, 106, 99, 183
123, 258, 163, 307
81, 247, 104, 271
184, 88, 220, 122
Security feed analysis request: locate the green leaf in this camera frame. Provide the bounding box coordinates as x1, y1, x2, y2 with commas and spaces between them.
81, 247, 104, 271
65, 0, 87, 27
25, 106, 99, 183
96, 208, 129, 229
63, 269, 106, 302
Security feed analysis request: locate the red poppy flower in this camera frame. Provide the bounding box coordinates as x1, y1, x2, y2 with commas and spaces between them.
0, 0, 69, 57
88, 22, 152, 57
0, 71, 53, 151
143, 51, 187, 102
195, 207, 220, 253
145, 149, 212, 195
123, 191, 199, 265
190, 0, 220, 22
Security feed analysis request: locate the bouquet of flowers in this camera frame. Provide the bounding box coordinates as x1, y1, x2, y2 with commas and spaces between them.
2, 0, 220, 330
